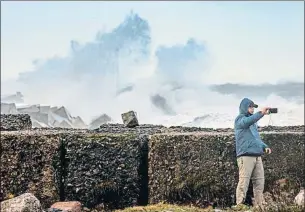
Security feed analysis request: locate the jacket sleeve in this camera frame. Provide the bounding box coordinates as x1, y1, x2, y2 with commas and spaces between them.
236, 112, 264, 129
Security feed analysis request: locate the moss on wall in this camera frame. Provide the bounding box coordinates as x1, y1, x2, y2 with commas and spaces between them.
148, 131, 304, 208
0, 131, 61, 208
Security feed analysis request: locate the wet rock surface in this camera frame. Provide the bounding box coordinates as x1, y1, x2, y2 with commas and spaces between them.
168, 126, 233, 133
1, 114, 32, 131
0, 193, 43, 212
168, 125, 305, 133
0, 132, 61, 208
92, 123, 166, 135
262, 181, 305, 212
0, 124, 304, 211
258, 125, 305, 132
63, 133, 148, 210
148, 131, 304, 208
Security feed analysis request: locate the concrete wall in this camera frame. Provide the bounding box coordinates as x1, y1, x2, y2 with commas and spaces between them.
0, 116, 303, 210
148, 131, 304, 208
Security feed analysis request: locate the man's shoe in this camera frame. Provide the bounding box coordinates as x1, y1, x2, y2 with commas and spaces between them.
231, 203, 250, 211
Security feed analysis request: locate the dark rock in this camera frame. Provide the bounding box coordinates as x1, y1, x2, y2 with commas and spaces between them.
0, 114, 32, 131
121, 111, 139, 128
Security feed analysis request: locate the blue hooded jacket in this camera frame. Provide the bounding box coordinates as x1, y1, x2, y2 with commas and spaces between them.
234, 98, 268, 157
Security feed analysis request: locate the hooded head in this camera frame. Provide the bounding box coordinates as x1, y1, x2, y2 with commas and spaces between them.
239, 98, 258, 115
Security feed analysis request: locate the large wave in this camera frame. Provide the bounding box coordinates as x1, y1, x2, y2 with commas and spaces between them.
2, 12, 304, 127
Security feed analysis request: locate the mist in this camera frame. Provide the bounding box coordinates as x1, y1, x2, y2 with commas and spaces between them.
2, 12, 304, 127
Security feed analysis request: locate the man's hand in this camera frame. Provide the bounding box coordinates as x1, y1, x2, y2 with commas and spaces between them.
265, 148, 272, 154
261, 107, 271, 115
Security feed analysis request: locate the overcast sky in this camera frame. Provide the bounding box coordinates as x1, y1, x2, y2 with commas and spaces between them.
1, 1, 304, 84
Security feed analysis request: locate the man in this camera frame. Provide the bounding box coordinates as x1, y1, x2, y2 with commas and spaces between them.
232, 98, 272, 210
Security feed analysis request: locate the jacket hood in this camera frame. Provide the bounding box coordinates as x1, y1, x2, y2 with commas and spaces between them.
239, 98, 255, 115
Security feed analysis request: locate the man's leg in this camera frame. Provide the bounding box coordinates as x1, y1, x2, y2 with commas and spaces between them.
236, 156, 256, 204
245, 180, 254, 206
251, 157, 265, 207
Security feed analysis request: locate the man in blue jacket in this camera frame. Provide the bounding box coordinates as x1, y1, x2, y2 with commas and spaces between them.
232, 98, 272, 210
